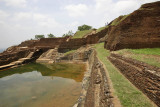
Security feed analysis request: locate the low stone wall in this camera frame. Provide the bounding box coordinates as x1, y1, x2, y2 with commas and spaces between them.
108, 53, 160, 106
60, 48, 114, 107
83, 50, 113, 107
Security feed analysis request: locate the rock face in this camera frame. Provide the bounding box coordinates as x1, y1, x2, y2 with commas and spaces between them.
105, 1, 160, 51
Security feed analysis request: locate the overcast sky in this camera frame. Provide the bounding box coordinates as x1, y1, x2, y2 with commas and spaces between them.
0, 0, 159, 49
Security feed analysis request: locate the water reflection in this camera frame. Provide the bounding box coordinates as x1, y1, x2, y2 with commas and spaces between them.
0, 62, 85, 82
0, 62, 86, 107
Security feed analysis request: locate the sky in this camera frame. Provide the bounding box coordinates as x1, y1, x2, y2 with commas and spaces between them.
0, 0, 159, 49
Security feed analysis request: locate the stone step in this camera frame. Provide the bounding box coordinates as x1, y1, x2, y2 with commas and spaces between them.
26, 52, 34, 58
0, 63, 15, 70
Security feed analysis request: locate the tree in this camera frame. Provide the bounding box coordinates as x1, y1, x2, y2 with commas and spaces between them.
62, 30, 74, 37
35, 35, 45, 39
78, 24, 92, 31
48, 33, 55, 38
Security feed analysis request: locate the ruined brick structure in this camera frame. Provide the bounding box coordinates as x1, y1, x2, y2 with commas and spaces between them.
105, 1, 160, 51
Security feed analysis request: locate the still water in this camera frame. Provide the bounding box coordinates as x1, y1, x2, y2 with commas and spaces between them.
0, 62, 86, 107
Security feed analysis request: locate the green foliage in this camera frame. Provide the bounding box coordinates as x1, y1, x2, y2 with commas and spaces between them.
94, 43, 154, 107
47, 33, 55, 38
78, 24, 92, 31
35, 35, 45, 39
73, 30, 93, 39
62, 30, 74, 37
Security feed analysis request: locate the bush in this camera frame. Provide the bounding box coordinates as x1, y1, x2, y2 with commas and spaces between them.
48, 33, 55, 38
78, 24, 92, 31
35, 35, 45, 39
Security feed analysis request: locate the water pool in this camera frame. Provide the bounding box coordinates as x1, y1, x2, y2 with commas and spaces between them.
0, 62, 86, 107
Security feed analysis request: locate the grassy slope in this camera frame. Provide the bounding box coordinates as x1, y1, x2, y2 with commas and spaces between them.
94, 43, 155, 107
96, 26, 106, 32
111, 15, 129, 26
72, 30, 93, 39
115, 48, 160, 67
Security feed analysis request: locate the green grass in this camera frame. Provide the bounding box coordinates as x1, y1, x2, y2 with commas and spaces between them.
115, 48, 160, 67
94, 43, 155, 107
72, 30, 93, 38
64, 50, 76, 56
127, 48, 160, 55
96, 26, 108, 32
111, 15, 129, 26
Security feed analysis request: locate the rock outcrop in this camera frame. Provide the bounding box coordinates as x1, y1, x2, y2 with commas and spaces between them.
104, 1, 160, 51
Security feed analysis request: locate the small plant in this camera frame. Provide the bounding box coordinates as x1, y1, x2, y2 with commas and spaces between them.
48, 33, 55, 38
35, 35, 45, 39
62, 30, 74, 37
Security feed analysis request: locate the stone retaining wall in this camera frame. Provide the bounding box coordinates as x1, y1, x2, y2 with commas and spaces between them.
60, 48, 114, 107
108, 53, 160, 106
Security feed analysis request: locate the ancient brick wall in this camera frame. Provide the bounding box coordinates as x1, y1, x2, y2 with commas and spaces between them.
58, 38, 86, 52
105, 1, 160, 51
108, 53, 160, 106
58, 28, 108, 52
86, 27, 108, 44
18, 40, 38, 47
0, 50, 30, 66
29, 37, 68, 49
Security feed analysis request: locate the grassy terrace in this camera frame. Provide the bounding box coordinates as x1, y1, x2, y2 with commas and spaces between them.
72, 30, 93, 39
94, 43, 155, 107
114, 48, 160, 67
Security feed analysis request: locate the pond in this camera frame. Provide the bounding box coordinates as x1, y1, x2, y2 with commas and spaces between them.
0, 62, 86, 107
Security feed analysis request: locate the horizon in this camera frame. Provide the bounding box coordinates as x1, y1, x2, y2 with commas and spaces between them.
0, 0, 159, 49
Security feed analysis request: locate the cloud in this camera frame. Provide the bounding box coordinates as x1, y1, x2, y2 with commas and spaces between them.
114, 0, 139, 14
0, 0, 159, 48
64, 4, 89, 17
93, 0, 145, 25
0, 10, 9, 20
13, 12, 61, 27
1, 0, 27, 8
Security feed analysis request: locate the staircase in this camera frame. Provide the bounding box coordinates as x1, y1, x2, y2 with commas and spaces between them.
0, 51, 35, 70
36, 48, 60, 63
